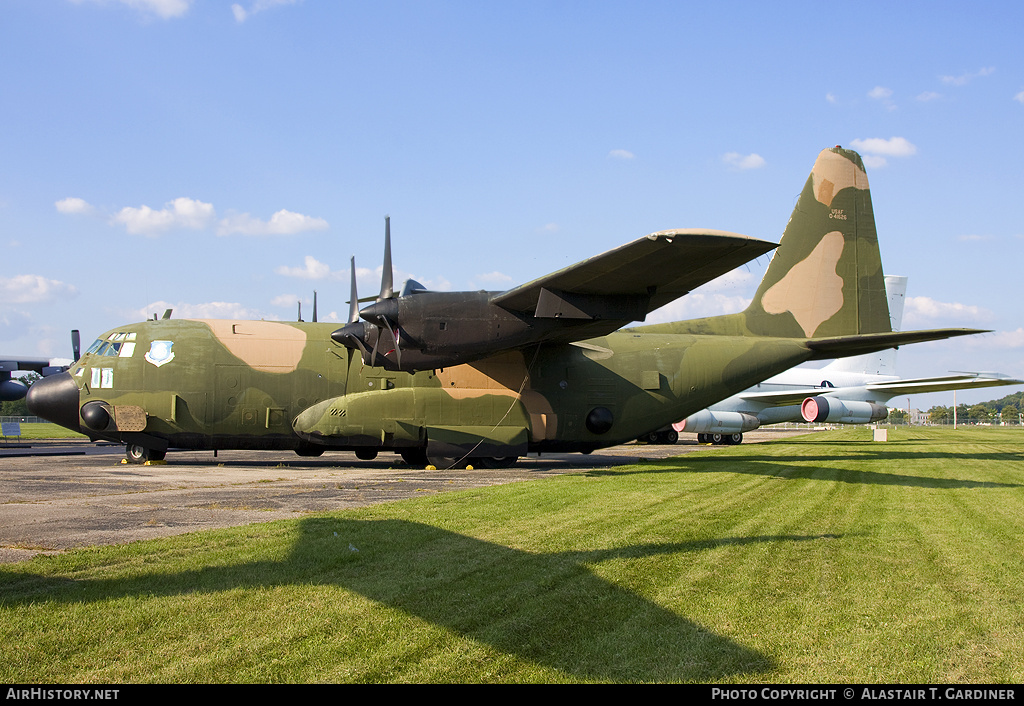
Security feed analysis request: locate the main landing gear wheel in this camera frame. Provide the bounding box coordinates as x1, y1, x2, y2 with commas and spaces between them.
728, 433, 743, 445
125, 443, 165, 464
640, 430, 679, 445
400, 449, 429, 467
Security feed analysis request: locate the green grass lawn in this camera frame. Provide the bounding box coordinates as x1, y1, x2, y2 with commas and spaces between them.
1, 422, 87, 440
1, 427, 1022, 683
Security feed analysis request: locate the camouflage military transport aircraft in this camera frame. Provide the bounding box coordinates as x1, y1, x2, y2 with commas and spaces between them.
28, 147, 982, 466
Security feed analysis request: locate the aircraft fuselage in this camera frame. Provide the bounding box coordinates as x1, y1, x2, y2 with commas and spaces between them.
30, 317, 813, 462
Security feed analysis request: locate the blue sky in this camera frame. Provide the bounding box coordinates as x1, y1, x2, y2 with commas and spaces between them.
2, 0, 1022, 407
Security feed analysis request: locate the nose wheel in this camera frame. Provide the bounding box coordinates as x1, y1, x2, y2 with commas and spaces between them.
125, 443, 166, 464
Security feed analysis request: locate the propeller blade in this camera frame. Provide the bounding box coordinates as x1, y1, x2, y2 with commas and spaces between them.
369, 326, 381, 367
71, 330, 81, 363
381, 317, 402, 368
297, 300, 302, 322
312, 290, 318, 323
348, 257, 360, 324
379, 215, 394, 301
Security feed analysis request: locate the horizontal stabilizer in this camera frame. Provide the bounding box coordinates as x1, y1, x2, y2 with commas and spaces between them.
805, 328, 987, 360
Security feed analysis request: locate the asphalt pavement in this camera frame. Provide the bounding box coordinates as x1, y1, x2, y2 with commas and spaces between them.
0, 430, 809, 563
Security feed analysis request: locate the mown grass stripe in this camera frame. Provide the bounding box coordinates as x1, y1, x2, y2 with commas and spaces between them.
2, 427, 1023, 683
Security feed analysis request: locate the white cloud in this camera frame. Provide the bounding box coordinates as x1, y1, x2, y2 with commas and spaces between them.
917, 91, 942, 102
608, 149, 635, 160
723, 152, 766, 170
868, 86, 893, 100
968, 328, 1024, 349
231, 0, 298, 23
644, 269, 759, 323
849, 137, 917, 168
112, 197, 215, 236
134, 300, 273, 321
646, 292, 752, 324
825, 93, 837, 104
271, 294, 299, 308
218, 209, 328, 236
940, 67, 995, 86
55, 197, 95, 215
904, 296, 992, 325
72, 0, 193, 20
469, 271, 514, 289
275, 255, 337, 280
0, 275, 78, 305
107, 198, 327, 237
539, 223, 559, 233
1015, 91, 1024, 104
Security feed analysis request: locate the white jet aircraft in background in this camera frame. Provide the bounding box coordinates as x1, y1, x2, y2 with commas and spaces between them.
657, 276, 1023, 444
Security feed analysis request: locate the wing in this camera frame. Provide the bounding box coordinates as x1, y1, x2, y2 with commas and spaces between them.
0, 358, 67, 375
490, 229, 777, 318
730, 372, 1023, 409
862, 372, 1024, 397
1, 357, 72, 402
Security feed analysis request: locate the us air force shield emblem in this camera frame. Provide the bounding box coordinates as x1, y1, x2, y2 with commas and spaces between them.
145, 340, 175, 367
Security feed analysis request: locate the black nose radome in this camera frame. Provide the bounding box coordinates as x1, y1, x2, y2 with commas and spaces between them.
26, 371, 82, 433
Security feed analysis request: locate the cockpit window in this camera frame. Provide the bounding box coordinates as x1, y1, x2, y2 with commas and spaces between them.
85, 334, 137, 358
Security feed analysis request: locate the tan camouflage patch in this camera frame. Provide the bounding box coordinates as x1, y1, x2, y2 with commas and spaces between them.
812, 149, 869, 207
761, 231, 845, 337
436, 352, 556, 440
437, 352, 527, 399
196, 320, 307, 373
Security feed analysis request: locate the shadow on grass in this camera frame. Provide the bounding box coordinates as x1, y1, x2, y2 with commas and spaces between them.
587, 449, 1024, 489
0, 518, 827, 681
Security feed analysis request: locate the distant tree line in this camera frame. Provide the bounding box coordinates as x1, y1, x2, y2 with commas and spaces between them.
926, 390, 1024, 425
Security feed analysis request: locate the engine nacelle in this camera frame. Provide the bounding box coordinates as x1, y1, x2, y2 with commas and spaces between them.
672, 409, 761, 434
800, 396, 888, 424
0, 377, 29, 402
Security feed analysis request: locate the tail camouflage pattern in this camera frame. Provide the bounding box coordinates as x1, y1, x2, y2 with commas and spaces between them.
640, 146, 892, 340
743, 146, 890, 338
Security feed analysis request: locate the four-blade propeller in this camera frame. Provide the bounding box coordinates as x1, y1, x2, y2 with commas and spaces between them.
332, 216, 421, 368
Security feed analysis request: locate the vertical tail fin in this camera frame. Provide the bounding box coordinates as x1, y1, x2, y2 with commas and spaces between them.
742, 146, 891, 339
821, 274, 907, 376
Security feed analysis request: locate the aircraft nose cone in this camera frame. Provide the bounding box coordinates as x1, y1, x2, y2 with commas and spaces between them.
26, 371, 82, 433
